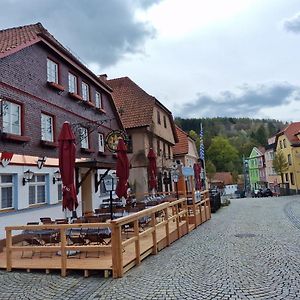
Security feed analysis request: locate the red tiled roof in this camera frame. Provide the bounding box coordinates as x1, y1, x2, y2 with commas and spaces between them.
0, 23, 112, 91
173, 125, 188, 155
212, 172, 233, 185
277, 122, 300, 145
107, 77, 155, 129
0, 23, 53, 58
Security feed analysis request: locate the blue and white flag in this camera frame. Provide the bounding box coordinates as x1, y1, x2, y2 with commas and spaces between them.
199, 123, 205, 161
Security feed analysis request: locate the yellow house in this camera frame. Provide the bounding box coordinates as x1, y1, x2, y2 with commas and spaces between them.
275, 122, 300, 194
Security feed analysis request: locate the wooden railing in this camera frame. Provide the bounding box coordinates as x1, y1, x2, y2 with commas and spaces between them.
110, 197, 189, 277
5, 190, 211, 278
5, 222, 113, 277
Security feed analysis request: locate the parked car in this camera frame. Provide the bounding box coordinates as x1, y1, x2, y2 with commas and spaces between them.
260, 188, 273, 197
252, 189, 262, 198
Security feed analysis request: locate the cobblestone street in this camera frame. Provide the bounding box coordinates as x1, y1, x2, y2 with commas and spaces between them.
1, 196, 300, 300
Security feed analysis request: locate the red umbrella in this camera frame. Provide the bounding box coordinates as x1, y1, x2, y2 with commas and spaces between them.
115, 138, 129, 198
147, 148, 157, 190
58, 122, 78, 212
194, 162, 202, 191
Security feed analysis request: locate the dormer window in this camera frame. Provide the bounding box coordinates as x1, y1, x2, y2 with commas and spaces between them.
47, 58, 58, 83
82, 82, 90, 101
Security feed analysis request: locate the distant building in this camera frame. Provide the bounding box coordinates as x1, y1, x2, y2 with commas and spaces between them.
275, 122, 300, 194
172, 125, 199, 194
264, 136, 278, 190
248, 147, 266, 190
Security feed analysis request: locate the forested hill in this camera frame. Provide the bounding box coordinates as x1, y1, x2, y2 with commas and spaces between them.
175, 117, 286, 173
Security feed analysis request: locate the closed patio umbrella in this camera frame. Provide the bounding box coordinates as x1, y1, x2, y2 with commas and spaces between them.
193, 162, 201, 191
147, 148, 157, 191
58, 122, 78, 213
115, 138, 129, 199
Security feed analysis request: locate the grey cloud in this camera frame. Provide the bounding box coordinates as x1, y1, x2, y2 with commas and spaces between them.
283, 13, 300, 33
0, 0, 161, 67
177, 82, 299, 118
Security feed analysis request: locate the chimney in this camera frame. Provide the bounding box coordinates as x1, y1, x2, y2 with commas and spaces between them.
99, 74, 107, 80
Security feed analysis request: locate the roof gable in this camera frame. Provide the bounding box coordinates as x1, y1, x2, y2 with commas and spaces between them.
173, 125, 188, 155
249, 147, 262, 158
276, 122, 300, 146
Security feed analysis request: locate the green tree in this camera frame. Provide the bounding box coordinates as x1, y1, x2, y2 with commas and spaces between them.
273, 150, 289, 183
207, 136, 239, 172
254, 125, 267, 146
206, 160, 216, 186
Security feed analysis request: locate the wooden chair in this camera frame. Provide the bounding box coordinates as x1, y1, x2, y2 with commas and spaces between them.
55, 219, 68, 224
40, 217, 54, 224
21, 222, 41, 259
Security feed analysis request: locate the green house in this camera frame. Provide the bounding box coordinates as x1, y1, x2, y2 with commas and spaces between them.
248, 147, 264, 190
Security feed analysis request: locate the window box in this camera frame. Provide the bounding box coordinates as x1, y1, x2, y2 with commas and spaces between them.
81, 100, 95, 108
96, 107, 106, 114
69, 92, 83, 101
40, 140, 58, 148
47, 81, 65, 92
80, 148, 95, 154
2, 133, 30, 143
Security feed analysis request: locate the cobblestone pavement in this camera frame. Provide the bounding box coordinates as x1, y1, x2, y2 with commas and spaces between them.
1, 196, 300, 300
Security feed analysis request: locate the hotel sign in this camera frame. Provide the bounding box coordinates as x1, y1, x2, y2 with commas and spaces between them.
105, 130, 127, 152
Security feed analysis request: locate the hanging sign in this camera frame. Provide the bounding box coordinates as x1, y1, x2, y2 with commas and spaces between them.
105, 130, 127, 152
182, 166, 194, 177
1, 152, 13, 167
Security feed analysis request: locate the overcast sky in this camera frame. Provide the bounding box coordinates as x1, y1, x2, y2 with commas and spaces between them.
1, 0, 300, 121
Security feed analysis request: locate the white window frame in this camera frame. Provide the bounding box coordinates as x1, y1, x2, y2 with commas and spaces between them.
41, 113, 54, 142
80, 127, 89, 149
0, 175, 14, 209
2, 100, 21, 135
82, 82, 90, 101
47, 58, 58, 83
95, 91, 103, 109
98, 133, 105, 152
28, 175, 46, 205
68, 73, 77, 94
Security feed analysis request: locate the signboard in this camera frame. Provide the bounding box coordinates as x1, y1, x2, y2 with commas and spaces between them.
182, 166, 194, 177
105, 130, 127, 152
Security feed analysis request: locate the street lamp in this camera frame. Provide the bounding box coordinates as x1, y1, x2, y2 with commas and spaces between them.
103, 173, 117, 220
173, 174, 179, 199
53, 170, 62, 184
22, 169, 34, 185
171, 163, 180, 199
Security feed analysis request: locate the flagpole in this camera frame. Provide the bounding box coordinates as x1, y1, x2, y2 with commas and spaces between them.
200, 123, 207, 190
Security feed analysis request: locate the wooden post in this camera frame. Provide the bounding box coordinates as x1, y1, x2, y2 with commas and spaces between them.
164, 207, 170, 246
175, 204, 180, 239
134, 219, 141, 265
111, 222, 123, 278
151, 212, 157, 255
6, 228, 12, 272
60, 228, 67, 277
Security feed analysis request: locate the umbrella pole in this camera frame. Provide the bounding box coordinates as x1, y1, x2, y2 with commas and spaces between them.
110, 190, 113, 220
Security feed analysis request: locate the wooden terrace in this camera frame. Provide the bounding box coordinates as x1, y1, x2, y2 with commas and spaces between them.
1, 191, 211, 278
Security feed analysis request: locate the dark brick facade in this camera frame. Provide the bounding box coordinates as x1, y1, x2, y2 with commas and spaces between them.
0, 43, 121, 162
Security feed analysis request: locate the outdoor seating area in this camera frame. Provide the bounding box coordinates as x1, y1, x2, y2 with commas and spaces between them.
1, 191, 211, 278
